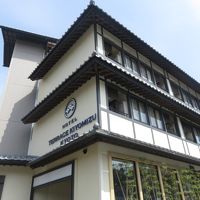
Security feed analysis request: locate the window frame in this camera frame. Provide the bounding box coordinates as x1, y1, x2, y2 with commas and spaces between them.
103, 39, 123, 65
153, 70, 168, 92
0, 176, 5, 200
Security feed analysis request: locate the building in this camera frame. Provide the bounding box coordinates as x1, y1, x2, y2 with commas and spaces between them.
0, 2, 200, 200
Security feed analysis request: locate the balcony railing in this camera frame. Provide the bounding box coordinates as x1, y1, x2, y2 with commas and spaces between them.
100, 107, 200, 159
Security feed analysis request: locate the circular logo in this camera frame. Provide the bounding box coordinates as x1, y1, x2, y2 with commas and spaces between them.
64, 98, 76, 119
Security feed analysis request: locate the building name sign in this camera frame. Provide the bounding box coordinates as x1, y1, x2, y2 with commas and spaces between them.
49, 113, 96, 146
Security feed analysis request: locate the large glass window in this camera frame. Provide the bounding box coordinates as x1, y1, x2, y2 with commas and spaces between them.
148, 106, 164, 130
0, 176, 5, 199
154, 71, 168, 91
112, 159, 139, 200
107, 86, 129, 117
161, 167, 182, 200
182, 122, 196, 143
131, 98, 148, 124
140, 63, 153, 83
179, 169, 200, 200
33, 179, 72, 200
163, 112, 178, 136
139, 163, 162, 200
124, 54, 139, 74
104, 41, 122, 64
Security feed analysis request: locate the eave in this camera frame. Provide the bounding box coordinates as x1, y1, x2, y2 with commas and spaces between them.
29, 129, 200, 169
29, 4, 200, 93
0, 155, 37, 166
0, 26, 58, 67
22, 53, 200, 125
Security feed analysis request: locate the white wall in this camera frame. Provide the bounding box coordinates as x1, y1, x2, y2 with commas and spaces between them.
0, 166, 32, 200
28, 78, 97, 156
36, 25, 95, 104
0, 40, 44, 156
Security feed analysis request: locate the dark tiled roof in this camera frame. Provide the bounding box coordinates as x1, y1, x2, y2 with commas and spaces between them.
0, 155, 37, 166
0, 26, 58, 67
22, 53, 200, 125
29, 3, 200, 93
29, 129, 200, 168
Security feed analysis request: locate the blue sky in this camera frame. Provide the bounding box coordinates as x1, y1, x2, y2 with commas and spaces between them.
0, 0, 200, 100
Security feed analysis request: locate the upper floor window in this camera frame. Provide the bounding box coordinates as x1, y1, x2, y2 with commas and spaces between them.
107, 85, 129, 117
154, 71, 168, 91
182, 122, 196, 143
170, 81, 183, 100
194, 128, 200, 144
182, 90, 193, 107
104, 41, 122, 64
140, 62, 153, 83
190, 95, 200, 110
131, 98, 148, 124
162, 112, 179, 136
148, 106, 164, 130
124, 54, 139, 74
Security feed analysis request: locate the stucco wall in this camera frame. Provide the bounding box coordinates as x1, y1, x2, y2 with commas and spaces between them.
36, 25, 95, 104
0, 40, 44, 156
0, 166, 32, 200
28, 78, 97, 156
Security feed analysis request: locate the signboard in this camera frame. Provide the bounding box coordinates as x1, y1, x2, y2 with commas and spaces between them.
49, 98, 96, 146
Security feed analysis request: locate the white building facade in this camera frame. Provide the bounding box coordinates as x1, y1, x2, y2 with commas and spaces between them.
0, 2, 200, 200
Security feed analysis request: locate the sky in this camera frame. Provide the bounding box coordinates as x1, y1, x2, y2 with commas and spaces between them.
0, 0, 200, 101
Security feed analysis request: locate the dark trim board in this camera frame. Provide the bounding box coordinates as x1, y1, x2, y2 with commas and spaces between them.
0, 155, 37, 166
29, 129, 200, 169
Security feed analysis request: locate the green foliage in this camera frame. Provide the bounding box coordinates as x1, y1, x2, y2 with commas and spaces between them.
161, 165, 182, 200
179, 168, 200, 200
139, 163, 162, 200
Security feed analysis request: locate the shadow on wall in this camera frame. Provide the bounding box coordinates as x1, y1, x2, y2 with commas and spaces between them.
0, 84, 37, 156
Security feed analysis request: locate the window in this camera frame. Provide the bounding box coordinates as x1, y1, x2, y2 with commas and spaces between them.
148, 106, 164, 130
139, 163, 162, 200
170, 82, 183, 100
107, 86, 129, 117
194, 127, 200, 144
124, 54, 139, 74
182, 122, 196, 143
163, 112, 179, 136
161, 167, 182, 200
131, 98, 148, 124
182, 90, 192, 106
112, 159, 139, 200
0, 176, 5, 199
179, 169, 200, 200
154, 71, 168, 91
190, 95, 200, 110
104, 41, 122, 64
140, 63, 153, 83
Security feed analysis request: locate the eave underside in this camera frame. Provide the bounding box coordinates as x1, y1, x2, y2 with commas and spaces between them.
29, 4, 200, 93
22, 55, 200, 125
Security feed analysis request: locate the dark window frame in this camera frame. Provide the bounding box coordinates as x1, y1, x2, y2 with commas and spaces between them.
103, 39, 123, 65
153, 70, 168, 92
0, 176, 5, 200
181, 121, 197, 143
